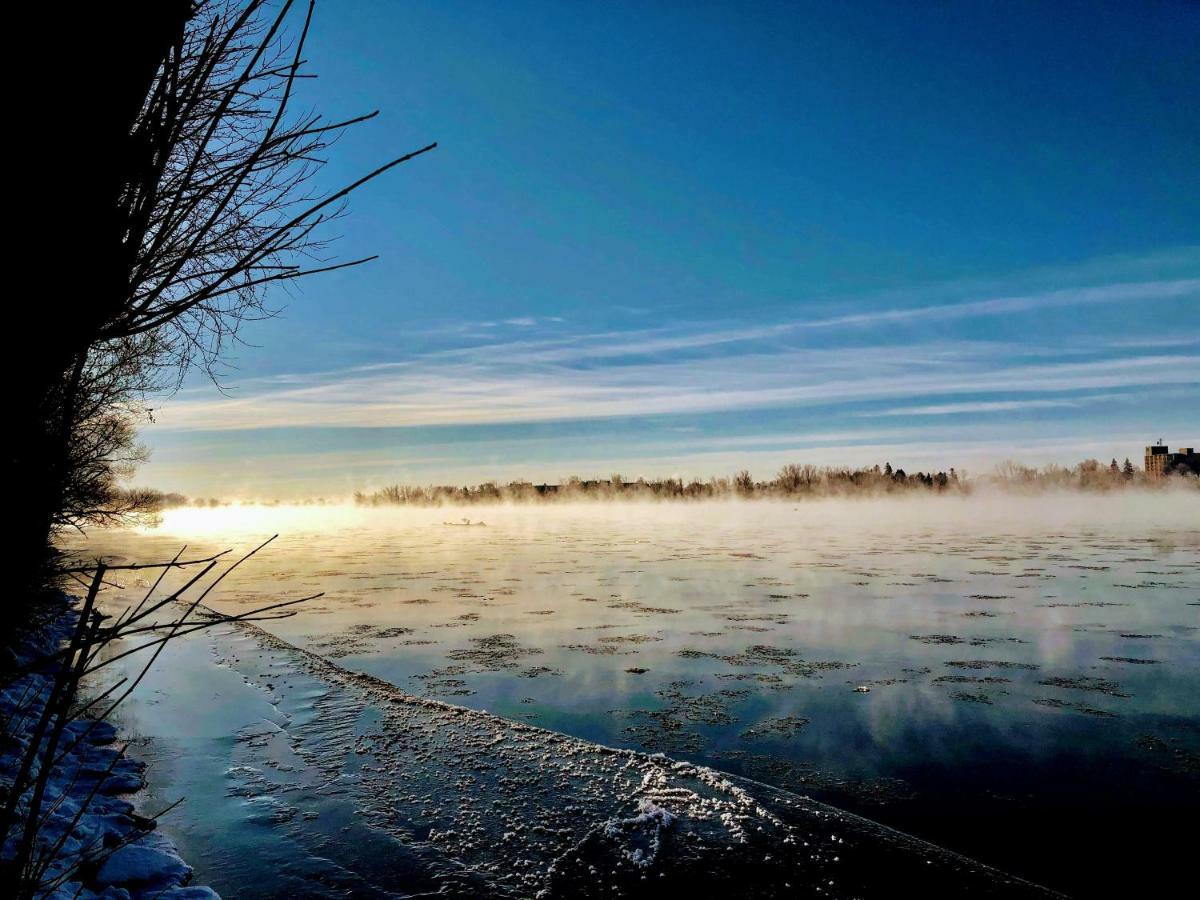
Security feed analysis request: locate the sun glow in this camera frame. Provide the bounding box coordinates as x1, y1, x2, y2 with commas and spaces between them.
147, 502, 373, 538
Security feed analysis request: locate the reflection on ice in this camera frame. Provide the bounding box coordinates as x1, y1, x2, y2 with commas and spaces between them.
110, 619, 1059, 898
76, 494, 1199, 896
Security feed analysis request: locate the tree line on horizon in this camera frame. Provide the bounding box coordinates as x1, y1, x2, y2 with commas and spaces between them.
332, 456, 1194, 507
117, 454, 1197, 512
352, 462, 959, 505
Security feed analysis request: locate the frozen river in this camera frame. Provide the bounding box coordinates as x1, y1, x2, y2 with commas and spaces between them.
74, 493, 1199, 896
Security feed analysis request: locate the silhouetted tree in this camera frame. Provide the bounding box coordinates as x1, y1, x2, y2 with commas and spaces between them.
54, 339, 165, 532
734, 470, 755, 495
99, 1, 433, 379
776, 464, 803, 493
14, 2, 193, 597
13, 0, 435, 595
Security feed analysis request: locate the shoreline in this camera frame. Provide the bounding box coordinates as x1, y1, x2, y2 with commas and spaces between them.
0, 596, 216, 899
62, 499, 1200, 897
105, 603, 1062, 898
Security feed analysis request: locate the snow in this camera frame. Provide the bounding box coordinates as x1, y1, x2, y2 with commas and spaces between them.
94, 833, 191, 888
210, 616, 1062, 897
0, 595, 216, 899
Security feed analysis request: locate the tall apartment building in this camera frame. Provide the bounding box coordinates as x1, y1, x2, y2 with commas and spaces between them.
1144, 442, 1200, 478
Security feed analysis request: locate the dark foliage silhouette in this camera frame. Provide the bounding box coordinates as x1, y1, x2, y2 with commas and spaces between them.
10, 0, 434, 597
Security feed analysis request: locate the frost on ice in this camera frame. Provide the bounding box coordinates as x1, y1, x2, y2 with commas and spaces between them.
215, 620, 1062, 898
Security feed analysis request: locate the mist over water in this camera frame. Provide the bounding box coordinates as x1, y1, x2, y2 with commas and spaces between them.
73, 493, 1198, 896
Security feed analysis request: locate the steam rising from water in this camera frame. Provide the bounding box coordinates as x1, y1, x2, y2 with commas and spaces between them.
76, 489, 1197, 896
142, 489, 1198, 541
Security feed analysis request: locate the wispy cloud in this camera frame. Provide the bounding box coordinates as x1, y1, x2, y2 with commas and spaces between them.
1105, 334, 1200, 350
137, 255, 1200, 496
152, 343, 1198, 431
403, 277, 1200, 367
152, 265, 1200, 434
863, 398, 1092, 417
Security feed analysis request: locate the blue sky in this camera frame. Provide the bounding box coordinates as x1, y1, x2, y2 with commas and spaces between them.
142, 0, 1200, 497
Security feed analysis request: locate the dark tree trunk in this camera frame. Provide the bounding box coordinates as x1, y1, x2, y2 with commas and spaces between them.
10, 3, 192, 600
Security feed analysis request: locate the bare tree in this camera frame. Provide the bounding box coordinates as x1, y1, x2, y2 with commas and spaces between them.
776, 464, 802, 494
101, 0, 435, 379
14, 0, 435, 592
1, 540, 321, 897
734, 470, 755, 495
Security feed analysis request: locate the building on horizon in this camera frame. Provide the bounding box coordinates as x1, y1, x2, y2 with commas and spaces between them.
1144, 441, 1199, 479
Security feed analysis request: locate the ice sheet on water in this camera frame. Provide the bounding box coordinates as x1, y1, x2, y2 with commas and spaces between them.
223, 617, 1061, 898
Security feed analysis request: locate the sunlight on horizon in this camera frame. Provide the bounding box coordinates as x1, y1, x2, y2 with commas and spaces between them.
141, 490, 1200, 544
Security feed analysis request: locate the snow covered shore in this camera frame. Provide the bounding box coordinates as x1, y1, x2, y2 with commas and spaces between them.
6, 593, 1064, 897
0, 596, 216, 899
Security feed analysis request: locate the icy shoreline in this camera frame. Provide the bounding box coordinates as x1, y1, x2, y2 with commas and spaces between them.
0, 596, 216, 899
6, 592, 1067, 897
100, 604, 1063, 898
245, 618, 1063, 898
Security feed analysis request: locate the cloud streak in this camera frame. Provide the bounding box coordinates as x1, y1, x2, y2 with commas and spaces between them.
152, 266, 1200, 433
152, 343, 1198, 431
863, 398, 1093, 417
399, 276, 1200, 367
137, 261, 1200, 492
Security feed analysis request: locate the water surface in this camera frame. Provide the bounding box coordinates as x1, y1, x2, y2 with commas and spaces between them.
75, 494, 1199, 896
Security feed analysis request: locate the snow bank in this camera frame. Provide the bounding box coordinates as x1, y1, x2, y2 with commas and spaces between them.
0, 595, 216, 899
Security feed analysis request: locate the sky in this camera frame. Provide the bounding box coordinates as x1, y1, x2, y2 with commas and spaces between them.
141, 0, 1200, 498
